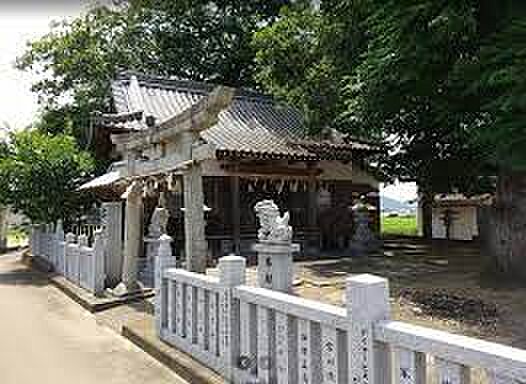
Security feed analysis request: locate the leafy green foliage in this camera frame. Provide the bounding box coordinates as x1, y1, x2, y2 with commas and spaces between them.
343, 0, 490, 193
17, 0, 526, 190
129, 0, 291, 86
477, 15, 526, 171
0, 130, 94, 224
253, 6, 339, 132
17, 1, 290, 152
253, 0, 526, 195
17, 7, 136, 145
253, 1, 371, 133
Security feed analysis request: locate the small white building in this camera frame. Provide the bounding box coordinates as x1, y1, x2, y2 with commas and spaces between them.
418, 194, 492, 241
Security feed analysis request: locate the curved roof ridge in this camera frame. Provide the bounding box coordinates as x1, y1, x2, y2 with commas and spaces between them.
114, 71, 273, 103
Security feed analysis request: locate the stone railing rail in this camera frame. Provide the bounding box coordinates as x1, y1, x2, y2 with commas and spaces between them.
156, 253, 526, 384
30, 224, 105, 296
375, 320, 526, 384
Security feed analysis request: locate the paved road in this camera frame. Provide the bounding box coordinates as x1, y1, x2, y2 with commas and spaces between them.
0, 252, 187, 384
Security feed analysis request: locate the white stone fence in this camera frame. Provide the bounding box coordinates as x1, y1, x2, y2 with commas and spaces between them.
156, 255, 526, 384
30, 224, 105, 296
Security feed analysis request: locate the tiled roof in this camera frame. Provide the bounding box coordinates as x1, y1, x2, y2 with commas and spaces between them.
109, 73, 379, 160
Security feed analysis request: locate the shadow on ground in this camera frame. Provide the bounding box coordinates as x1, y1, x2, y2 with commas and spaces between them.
0, 251, 50, 288
294, 237, 526, 349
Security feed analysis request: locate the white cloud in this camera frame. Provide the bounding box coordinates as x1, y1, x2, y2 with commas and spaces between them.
380, 181, 418, 203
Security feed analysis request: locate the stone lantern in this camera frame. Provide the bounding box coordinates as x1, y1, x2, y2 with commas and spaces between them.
349, 196, 380, 256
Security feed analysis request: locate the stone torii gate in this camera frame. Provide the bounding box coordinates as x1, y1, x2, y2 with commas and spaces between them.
111, 80, 234, 295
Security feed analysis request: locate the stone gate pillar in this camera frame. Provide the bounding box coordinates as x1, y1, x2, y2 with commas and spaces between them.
253, 200, 299, 293
183, 160, 208, 273
113, 181, 143, 296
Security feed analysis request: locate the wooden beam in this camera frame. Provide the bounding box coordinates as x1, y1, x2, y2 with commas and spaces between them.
220, 163, 322, 177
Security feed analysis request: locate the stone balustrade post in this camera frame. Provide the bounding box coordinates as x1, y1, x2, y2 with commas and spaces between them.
38, 225, 44, 257
65, 233, 76, 281
78, 234, 89, 247
55, 221, 65, 274
155, 234, 177, 336
44, 224, 49, 258
347, 274, 391, 384
46, 223, 54, 262
33, 225, 41, 257
218, 255, 246, 381
42, 224, 49, 261
41, 225, 47, 260
43, 224, 48, 258
39, 225, 45, 258
102, 201, 123, 287
92, 229, 106, 296
30, 225, 37, 257
77, 234, 90, 285
52, 221, 62, 269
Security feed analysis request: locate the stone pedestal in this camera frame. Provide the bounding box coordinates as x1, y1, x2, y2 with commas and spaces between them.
113, 182, 143, 296
253, 240, 300, 293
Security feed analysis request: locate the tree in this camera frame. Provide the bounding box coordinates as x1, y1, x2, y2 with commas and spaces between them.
341, 0, 495, 237
252, 1, 372, 133
253, 6, 335, 132
340, 0, 526, 275
253, 1, 489, 237
17, 0, 290, 159
16, 7, 136, 151
0, 130, 94, 224
474, 3, 526, 277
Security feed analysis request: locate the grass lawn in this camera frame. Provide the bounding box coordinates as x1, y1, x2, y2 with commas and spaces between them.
7, 228, 28, 248
381, 215, 418, 236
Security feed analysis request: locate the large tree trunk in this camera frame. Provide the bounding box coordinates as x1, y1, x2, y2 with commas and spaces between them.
483, 171, 526, 279
420, 190, 434, 239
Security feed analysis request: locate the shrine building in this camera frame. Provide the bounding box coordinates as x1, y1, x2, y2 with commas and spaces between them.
81, 72, 381, 270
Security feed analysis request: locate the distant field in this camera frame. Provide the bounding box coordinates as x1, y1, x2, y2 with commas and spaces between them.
381, 215, 418, 236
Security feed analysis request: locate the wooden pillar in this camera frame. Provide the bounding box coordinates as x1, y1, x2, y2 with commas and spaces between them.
306, 164, 319, 255
232, 175, 241, 255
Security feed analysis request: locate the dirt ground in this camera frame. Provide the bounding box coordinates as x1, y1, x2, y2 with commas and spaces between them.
292, 238, 526, 350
